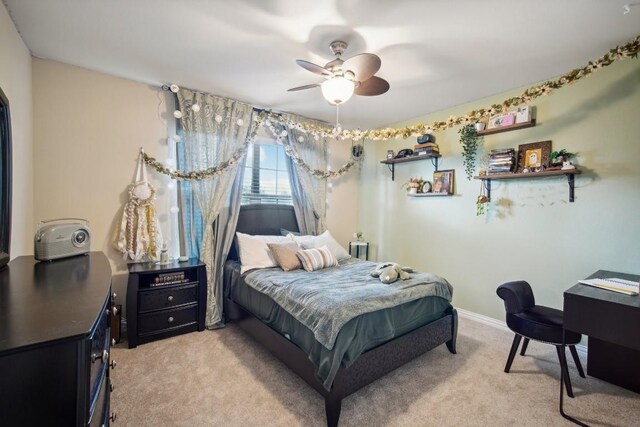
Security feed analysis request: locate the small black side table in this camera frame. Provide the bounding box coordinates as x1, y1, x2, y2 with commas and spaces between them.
349, 242, 369, 260
126, 258, 206, 348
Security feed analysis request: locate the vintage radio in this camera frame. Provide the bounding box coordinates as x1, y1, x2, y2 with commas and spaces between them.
34, 218, 91, 261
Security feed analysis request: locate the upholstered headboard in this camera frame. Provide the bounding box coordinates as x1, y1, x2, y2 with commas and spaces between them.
227, 204, 299, 261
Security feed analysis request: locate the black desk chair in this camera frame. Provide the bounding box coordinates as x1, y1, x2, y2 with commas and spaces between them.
497, 281, 585, 398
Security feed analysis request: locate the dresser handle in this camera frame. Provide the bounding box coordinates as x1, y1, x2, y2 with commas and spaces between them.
91, 350, 108, 363
110, 412, 117, 422
168, 316, 175, 323
110, 359, 117, 369
167, 295, 174, 302
112, 292, 117, 300
110, 382, 115, 392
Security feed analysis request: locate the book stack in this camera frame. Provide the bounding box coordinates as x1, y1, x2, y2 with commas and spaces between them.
488, 148, 516, 174
414, 142, 440, 157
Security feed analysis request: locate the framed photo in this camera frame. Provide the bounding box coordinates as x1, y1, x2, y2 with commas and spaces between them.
432, 169, 454, 194
517, 141, 552, 173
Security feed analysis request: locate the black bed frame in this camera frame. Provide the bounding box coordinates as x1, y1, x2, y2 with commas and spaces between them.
224, 204, 458, 427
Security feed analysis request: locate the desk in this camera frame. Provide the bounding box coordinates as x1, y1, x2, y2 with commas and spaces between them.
564, 270, 640, 392
561, 270, 640, 425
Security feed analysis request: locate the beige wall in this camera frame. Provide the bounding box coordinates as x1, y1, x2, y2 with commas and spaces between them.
32, 59, 175, 299
0, 2, 33, 257
32, 58, 359, 304
359, 59, 640, 320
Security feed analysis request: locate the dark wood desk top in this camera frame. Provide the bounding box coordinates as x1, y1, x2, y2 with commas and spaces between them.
0, 252, 112, 354
565, 270, 640, 309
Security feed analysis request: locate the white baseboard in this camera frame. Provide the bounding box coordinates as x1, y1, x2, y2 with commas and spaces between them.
456, 307, 588, 357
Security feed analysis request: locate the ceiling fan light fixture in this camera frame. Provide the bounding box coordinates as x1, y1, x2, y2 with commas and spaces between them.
321, 77, 355, 105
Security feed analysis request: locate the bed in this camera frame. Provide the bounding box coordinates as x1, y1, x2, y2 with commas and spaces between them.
223, 204, 458, 427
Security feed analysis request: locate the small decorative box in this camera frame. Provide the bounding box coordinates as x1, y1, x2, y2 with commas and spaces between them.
515, 106, 532, 123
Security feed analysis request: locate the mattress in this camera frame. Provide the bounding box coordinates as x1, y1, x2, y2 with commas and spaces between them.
224, 260, 452, 390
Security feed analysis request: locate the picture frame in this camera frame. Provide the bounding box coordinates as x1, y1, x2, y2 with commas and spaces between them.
517, 140, 552, 173
432, 169, 454, 194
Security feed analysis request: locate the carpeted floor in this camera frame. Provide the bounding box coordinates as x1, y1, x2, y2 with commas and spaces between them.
111, 316, 639, 426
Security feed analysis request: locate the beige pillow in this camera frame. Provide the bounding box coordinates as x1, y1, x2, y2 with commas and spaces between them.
267, 242, 302, 272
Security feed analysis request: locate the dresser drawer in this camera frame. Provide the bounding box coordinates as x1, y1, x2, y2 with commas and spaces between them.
138, 283, 197, 313
89, 300, 110, 402
138, 304, 198, 335
88, 373, 109, 427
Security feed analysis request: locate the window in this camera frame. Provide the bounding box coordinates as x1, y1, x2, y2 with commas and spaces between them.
241, 139, 292, 205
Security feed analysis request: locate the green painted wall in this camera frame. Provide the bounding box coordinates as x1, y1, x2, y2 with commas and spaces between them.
358, 59, 640, 320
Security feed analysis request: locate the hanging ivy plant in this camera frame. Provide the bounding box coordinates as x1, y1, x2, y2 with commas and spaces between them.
459, 124, 483, 180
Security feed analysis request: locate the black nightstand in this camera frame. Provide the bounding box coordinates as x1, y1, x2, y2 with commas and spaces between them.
126, 258, 206, 348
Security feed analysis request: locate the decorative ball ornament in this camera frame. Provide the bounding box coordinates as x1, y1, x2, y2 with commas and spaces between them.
298, 136, 304, 143
172, 135, 181, 142
280, 130, 288, 137
236, 118, 244, 126
215, 115, 223, 123
173, 110, 183, 119
170, 84, 180, 93
191, 103, 200, 112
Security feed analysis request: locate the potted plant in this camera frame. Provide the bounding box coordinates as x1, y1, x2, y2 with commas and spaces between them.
549, 149, 576, 168
459, 124, 483, 180
402, 177, 424, 194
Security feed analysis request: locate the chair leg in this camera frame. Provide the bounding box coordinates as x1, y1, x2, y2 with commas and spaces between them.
556, 345, 574, 398
569, 345, 585, 378
504, 334, 522, 373
520, 338, 530, 356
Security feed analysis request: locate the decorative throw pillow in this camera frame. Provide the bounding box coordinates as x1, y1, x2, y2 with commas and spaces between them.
297, 230, 351, 261
267, 242, 302, 272
235, 232, 291, 274
296, 246, 338, 272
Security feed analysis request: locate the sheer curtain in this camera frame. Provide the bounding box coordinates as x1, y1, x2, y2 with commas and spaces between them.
280, 113, 328, 235
176, 89, 253, 328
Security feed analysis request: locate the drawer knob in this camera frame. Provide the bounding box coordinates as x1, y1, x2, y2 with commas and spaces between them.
112, 338, 116, 346
91, 350, 109, 363
112, 306, 119, 316
167, 295, 174, 302
110, 359, 117, 369
112, 292, 117, 300
168, 316, 175, 323
110, 412, 117, 422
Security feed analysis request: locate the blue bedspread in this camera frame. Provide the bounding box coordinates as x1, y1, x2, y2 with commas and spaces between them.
244, 258, 453, 350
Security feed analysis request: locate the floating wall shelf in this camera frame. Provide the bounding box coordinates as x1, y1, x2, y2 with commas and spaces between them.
476, 119, 536, 136
474, 168, 580, 202
380, 155, 441, 181
407, 193, 453, 198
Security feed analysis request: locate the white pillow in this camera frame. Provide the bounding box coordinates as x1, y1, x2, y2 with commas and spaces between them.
236, 232, 291, 274
295, 230, 351, 261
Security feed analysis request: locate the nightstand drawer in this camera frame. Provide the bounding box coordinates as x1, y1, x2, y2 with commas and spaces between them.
138, 304, 198, 335
139, 283, 197, 313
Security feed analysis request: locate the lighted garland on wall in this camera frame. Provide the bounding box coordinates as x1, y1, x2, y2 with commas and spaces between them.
259, 34, 640, 141
144, 34, 639, 181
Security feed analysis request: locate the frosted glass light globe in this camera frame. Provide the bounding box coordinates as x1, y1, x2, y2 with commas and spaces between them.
321, 77, 355, 105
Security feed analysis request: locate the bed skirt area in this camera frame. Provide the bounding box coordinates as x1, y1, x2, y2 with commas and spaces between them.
225, 297, 457, 427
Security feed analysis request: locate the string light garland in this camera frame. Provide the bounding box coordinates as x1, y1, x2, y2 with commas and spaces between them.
256, 34, 640, 141
146, 34, 639, 181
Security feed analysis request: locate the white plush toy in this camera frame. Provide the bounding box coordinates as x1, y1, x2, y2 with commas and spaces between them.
370, 263, 414, 284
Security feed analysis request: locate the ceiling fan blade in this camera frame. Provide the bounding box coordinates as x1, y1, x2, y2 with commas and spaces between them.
287, 83, 320, 92
296, 60, 331, 76
354, 76, 390, 96
342, 53, 381, 82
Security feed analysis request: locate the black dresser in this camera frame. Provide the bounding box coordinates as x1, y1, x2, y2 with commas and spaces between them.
0, 252, 116, 426
126, 258, 206, 348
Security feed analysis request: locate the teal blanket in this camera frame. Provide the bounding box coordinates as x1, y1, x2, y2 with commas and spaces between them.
244, 258, 453, 350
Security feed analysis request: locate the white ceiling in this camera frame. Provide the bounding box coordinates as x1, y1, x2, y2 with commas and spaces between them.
5, 0, 640, 128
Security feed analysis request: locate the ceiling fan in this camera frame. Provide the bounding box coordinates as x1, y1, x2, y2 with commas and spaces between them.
288, 40, 390, 105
